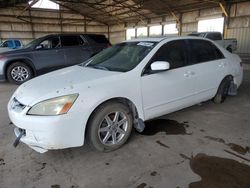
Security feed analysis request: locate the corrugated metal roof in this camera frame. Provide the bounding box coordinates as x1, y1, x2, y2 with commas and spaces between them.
0, 0, 249, 25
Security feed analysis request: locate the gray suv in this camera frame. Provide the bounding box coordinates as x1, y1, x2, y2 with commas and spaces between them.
0, 34, 111, 84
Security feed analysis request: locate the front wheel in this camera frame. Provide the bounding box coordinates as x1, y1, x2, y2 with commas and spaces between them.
87, 102, 133, 152
7, 62, 33, 85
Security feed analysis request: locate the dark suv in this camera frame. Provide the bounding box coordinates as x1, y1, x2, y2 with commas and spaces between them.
0, 34, 111, 84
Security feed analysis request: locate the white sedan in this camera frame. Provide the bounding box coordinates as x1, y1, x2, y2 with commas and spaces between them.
8, 37, 243, 153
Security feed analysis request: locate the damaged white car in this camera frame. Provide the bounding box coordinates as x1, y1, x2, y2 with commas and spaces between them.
8, 37, 243, 153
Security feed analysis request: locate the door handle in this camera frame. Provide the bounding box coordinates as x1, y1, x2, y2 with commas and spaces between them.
219, 62, 227, 67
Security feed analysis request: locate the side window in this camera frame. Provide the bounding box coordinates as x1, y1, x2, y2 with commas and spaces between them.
40, 37, 60, 49
2, 41, 8, 47
206, 33, 222, 40
3, 41, 12, 47
15, 40, 21, 47
150, 40, 187, 69
87, 35, 109, 44
78, 36, 85, 45
189, 39, 224, 64
61, 35, 81, 47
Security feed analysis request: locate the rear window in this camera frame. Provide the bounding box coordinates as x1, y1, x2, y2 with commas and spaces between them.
206, 33, 222, 40
87, 35, 110, 44
189, 39, 224, 64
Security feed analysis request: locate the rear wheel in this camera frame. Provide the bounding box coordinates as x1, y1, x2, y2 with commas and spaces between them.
7, 62, 33, 85
87, 102, 133, 152
213, 77, 232, 103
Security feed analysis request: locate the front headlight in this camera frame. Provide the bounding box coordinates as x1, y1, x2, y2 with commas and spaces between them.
27, 94, 78, 116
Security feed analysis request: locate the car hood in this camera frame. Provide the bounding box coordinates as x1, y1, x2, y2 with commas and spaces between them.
0, 47, 31, 55
0, 47, 14, 53
13, 65, 121, 105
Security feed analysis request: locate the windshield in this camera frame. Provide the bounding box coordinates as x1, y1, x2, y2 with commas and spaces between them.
84, 41, 157, 72
24, 38, 43, 48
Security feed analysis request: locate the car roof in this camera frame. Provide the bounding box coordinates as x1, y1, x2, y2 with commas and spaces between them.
125, 36, 211, 43
44, 33, 105, 37
127, 37, 167, 42
190, 31, 221, 34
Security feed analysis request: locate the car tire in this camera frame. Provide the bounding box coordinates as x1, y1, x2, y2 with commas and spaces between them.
226, 46, 232, 53
213, 77, 232, 104
7, 62, 33, 85
87, 102, 133, 152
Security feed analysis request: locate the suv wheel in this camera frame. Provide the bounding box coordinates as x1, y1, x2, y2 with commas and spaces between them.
7, 62, 33, 85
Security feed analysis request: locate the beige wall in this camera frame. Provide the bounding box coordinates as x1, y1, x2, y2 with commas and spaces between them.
0, 6, 108, 45
108, 2, 250, 55
0, 2, 249, 55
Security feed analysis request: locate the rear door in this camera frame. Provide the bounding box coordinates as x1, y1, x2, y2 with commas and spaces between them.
141, 39, 198, 120
61, 35, 92, 66
186, 39, 228, 100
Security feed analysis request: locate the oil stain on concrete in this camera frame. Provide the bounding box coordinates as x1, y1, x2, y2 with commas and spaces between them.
227, 143, 250, 155
156, 140, 169, 148
150, 171, 157, 176
136, 182, 147, 188
204, 136, 250, 155
51, 185, 60, 188
189, 153, 250, 188
139, 119, 189, 136
0, 158, 5, 166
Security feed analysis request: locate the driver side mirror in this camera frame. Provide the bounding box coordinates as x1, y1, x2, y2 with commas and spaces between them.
150, 61, 170, 72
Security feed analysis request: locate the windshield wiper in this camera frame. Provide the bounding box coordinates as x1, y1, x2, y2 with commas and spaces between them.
88, 64, 110, 71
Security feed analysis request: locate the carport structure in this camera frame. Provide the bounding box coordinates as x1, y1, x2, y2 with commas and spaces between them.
0, 1, 250, 188
0, 0, 250, 60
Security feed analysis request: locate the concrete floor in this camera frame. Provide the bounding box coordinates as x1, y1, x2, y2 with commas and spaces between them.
0, 71, 250, 188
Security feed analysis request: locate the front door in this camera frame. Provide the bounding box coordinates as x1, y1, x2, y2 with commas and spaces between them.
33, 36, 66, 74
141, 40, 197, 120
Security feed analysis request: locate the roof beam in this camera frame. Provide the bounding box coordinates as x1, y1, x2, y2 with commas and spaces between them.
113, 0, 148, 20
51, 0, 109, 25
78, 0, 125, 24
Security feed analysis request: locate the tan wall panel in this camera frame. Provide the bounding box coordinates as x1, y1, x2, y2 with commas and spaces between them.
199, 7, 221, 17
1, 31, 33, 39
11, 23, 32, 31
235, 1, 250, 17
228, 27, 250, 54
0, 24, 12, 31
182, 11, 199, 23
182, 23, 197, 33
87, 25, 108, 33
33, 24, 61, 32
110, 31, 125, 44
229, 17, 250, 28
